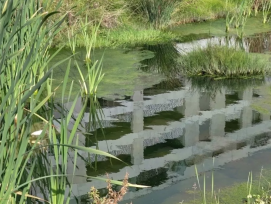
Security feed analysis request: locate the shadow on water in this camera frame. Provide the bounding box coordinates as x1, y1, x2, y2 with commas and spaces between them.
139, 43, 180, 77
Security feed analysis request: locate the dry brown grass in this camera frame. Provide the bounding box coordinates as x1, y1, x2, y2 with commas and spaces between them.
89, 173, 131, 204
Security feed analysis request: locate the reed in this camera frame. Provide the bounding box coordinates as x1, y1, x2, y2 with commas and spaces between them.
254, 0, 261, 16
0, 0, 147, 203
225, 0, 252, 34
262, 0, 271, 24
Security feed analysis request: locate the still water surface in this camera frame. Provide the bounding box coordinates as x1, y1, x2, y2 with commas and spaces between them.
49, 31, 271, 204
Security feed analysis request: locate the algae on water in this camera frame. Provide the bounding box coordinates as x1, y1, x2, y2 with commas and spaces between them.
50, 48, 164, 101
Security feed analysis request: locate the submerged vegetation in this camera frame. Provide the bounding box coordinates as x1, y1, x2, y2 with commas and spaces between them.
179, 45, 270, 78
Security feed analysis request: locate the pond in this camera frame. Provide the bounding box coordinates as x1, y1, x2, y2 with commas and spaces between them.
47, 28, 271, 204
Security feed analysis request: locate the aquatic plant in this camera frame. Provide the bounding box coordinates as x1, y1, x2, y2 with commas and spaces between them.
225, 11, 235, 33
262, 0, 271, 24
0, 0, 66, 202
68, 27, 77, 54
225, 0, 252, 34
0, 0, 147, 203
179, 45, 270, 78
253, 0, 261, 16
75, 18, 104, 98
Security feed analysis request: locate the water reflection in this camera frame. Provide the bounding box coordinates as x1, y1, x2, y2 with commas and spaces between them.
140, 43, 179, 76
247, 31, 271, 53
64, 77, 271, 204
64, 33, 271, 203
176, 31, 271, 54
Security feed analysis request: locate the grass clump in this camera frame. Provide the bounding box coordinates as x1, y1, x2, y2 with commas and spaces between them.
91, 27, 176, 48
179, 45, 270, 78
131, 0, 178, 29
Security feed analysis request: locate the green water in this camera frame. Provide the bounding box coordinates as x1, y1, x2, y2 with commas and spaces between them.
50, 47, 164, 100
172, 15, 271, 42
48, 19, 271, 204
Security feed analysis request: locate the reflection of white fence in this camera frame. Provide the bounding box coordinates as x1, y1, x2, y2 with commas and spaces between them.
51, 80, 271, 202
175, 37, 250, 54
68, 120, 271, 201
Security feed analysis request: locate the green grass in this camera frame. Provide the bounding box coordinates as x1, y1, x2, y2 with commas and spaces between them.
48, 0, 271, 48
189, 167, 271, 204
63, 26, 176, 48
179, 44, 270, 78
174, 0, 234, 24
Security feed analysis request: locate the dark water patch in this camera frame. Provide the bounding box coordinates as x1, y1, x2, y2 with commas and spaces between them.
252, 110, 262, 125
98, 98, 125, 108
251, 132, 271, 148
86, 154, 132, 177
144, 79, 184, 96
199, 119, 212, 141
140, 43, 180, 76
135, 168, 168, 188
144, 109, 184, 127
225, 92, 239, 106
88, 122, 133, 142
225, 119, 241, 133
144, 139, 184, 159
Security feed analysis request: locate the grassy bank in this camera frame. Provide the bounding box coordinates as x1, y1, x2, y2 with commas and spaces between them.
49, 0, 271, 48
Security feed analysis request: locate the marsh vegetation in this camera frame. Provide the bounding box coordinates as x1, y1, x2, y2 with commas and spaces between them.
179, 44, 270, 78
0, 0, 146, 203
